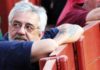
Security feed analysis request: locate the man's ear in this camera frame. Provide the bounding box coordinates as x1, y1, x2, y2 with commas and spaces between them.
39, 32, 44, 39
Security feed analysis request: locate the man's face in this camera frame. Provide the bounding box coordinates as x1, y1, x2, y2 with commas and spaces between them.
9, 11, 42, 41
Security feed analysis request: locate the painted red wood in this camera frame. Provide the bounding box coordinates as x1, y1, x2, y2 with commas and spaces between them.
75, 22, 100, 70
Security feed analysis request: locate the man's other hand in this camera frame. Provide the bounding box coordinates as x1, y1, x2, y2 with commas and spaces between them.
54, 24, 84, 45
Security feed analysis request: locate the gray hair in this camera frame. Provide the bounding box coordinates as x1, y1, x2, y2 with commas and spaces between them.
8, 1, 47, 32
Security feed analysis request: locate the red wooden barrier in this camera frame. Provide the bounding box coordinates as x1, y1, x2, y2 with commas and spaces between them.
40, 44, 76, 70
40, 55, 68, 70
40, 22, 100, 70
40, 57, 57, 70
75, 22, 100, 70
50, 44, 76, 70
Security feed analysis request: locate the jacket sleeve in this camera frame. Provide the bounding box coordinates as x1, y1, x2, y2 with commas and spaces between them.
42, 27, 59, 39
0, 41, 33, 67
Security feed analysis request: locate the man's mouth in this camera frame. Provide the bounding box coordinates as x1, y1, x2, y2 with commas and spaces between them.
14, 38, 27, 41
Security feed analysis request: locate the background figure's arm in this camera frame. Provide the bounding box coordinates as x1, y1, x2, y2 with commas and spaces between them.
54, 24, 84, 45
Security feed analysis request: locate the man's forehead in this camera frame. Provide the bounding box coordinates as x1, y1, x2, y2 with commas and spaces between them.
12, 11, 40, 26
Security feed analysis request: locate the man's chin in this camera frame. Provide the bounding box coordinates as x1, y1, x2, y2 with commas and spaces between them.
9, 37, 27, 41
16, 40, 26, 41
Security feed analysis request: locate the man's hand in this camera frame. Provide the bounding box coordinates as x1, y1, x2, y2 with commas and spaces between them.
54, 24, 84, 45
31, 39, 58, 61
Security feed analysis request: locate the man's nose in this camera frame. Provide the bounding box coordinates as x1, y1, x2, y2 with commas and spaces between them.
17, 27, 26, 35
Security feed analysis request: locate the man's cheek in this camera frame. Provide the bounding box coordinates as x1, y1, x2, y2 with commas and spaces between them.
10, 31, 16, 38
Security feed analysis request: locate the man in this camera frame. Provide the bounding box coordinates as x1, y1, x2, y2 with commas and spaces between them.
0, 1, 84, 70
6, 0, 84, 45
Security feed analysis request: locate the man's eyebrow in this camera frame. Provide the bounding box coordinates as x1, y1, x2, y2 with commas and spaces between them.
26, 23, 35, 27
13, 20, 21, 24
26, 23, 40, 29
